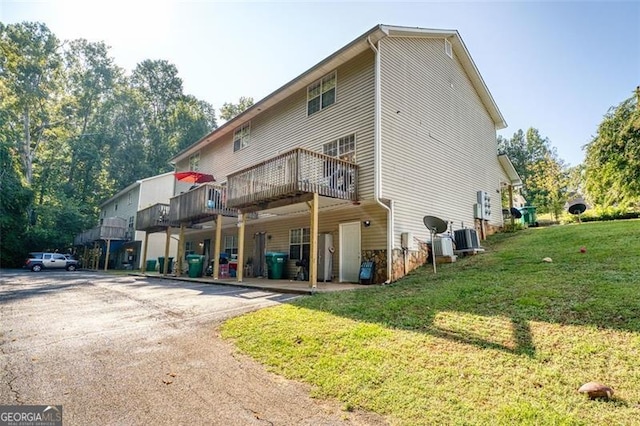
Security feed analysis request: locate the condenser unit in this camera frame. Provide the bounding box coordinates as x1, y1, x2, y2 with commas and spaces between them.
454, 229, 480, 250
432, 237, 454, 257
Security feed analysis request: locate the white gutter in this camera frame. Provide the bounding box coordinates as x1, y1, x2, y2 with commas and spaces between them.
367, 36, 393, 284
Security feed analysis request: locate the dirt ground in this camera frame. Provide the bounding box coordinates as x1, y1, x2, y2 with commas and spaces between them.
0, 270, 388, 425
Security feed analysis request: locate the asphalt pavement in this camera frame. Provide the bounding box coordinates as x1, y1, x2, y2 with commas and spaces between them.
0, 270, 387, 425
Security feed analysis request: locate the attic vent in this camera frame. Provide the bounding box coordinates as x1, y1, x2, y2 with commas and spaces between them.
444, 38, 452, 58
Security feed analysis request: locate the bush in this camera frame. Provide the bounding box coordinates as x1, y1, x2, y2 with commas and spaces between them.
561, 205, 640, 224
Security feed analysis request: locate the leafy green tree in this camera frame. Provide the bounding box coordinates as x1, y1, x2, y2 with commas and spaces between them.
498, 127, 569, 216
0, 22, 63, 187
169, 95, 217, 152
0, 138, 33, 266
584, 89, 640, 207
61, 39, 123, 207
219, 96, 254, 121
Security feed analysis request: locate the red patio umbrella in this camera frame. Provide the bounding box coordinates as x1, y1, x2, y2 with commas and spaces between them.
174, 171, 215, 184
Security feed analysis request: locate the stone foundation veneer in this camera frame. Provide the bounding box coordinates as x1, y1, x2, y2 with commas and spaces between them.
360, 241, 430, 284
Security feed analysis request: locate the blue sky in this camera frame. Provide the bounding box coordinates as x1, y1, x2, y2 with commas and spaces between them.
3, 0, 639, 167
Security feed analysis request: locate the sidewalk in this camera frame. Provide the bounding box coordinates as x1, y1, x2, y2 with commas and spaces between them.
133, 272, 378, 295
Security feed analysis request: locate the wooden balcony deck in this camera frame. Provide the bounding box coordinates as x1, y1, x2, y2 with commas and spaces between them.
227, 148, 358, 211
74, 217, 128, 245
169, 183, 238, 225
136, 203, 171, 233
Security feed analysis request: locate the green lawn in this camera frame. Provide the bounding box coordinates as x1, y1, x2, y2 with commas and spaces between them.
221, 220, 640, 425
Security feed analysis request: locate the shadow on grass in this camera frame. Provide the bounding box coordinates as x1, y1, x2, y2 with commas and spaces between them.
293, 221, 640, 358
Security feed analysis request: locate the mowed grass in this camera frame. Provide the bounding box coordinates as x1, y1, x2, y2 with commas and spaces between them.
221, 220, 640, 425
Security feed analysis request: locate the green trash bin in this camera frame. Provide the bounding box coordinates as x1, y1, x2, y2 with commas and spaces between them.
158, 256, 174, 274
520, 205, 538, 227
187, 254, 205, 278
146, 259, 157, 272
265, 252, 288, 279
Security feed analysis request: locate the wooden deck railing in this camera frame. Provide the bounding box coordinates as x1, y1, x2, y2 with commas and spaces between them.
226, 148, 358, 209
135, 203, 171, 232
74, 217, 128, 245
169, 183, 237, 224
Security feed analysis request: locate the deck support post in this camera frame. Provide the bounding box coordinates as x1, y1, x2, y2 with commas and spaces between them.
141, 231, 149, 273
213, 214, 222, 280
309, 192, 319, 289
104, 239, 111, 271
176, 224, 185, 276
163, 227, 171, 275
237, 213, 245, 283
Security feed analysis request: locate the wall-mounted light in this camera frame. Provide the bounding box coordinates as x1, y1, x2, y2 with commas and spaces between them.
363, 220, 371, 227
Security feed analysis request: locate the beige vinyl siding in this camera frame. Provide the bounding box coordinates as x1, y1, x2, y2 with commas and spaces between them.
379, 36, 505, 249
138, 174, 175, 209
176, 51, 377, 199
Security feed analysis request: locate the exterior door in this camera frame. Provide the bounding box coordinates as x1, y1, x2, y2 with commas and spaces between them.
253, 232, 266, 277
339, 221, 361, 283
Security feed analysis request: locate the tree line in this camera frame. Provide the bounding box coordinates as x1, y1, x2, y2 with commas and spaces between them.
0, 21, 254, 266
498, 87, 639, 220
1, 21, 638, 266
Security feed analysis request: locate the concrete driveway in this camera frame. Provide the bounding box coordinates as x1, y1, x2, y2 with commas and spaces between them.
0, 270, 386, 425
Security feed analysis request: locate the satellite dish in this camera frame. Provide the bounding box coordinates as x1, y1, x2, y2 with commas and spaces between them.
510, 207, 523, 219
567, 197, 588, 223
422, 215, 448, 274
423, 216, 448, 234
568, 203, 587, 215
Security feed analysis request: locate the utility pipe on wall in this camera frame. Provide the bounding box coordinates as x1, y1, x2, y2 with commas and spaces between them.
367, 36, 393, 283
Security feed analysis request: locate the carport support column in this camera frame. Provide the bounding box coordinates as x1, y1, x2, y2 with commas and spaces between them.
163, 227, 171, 275
309, 192, 318, 289
104, 239, 111, 271
141, 231, 149, 273
237, 213, 245, 282
176, 224, 185, 276
213, 214, 222, 280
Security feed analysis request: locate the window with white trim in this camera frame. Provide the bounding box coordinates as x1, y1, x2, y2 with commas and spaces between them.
128, 216, 134, 229
307, 71, 336, 116
127, 191, 132, 205
189, 153, 200, 171
224, 235, 238, 256
323, 133, 356, 162
233, 123, 250, 152
289, 228, 310, 261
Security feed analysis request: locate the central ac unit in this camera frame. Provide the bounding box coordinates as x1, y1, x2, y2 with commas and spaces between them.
433, 237, 454, 257
454, 229, 480, 250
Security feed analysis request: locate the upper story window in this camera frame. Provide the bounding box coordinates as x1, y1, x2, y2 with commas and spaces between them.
189, 153, 200, 171
323, 134, 356, 162
307, 71, 336, 116
233, 123, 250, 152
127, 191, 132, 205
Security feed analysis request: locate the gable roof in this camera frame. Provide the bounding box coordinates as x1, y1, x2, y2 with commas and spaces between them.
171, 24, 506, 163
99, 172, 174, 208
498, 154, 523, 187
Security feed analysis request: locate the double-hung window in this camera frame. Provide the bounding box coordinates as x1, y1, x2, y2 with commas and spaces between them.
307, 71, 336, 116
323, 134, 356, 192
189, 153, 200, 171
289, 228, 310, 261
233, 123, 250, 152
224, 235, 238, 256
323, 134, 355, 162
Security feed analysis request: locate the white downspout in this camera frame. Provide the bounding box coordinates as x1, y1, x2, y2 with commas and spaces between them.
368, 36, 393, 284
